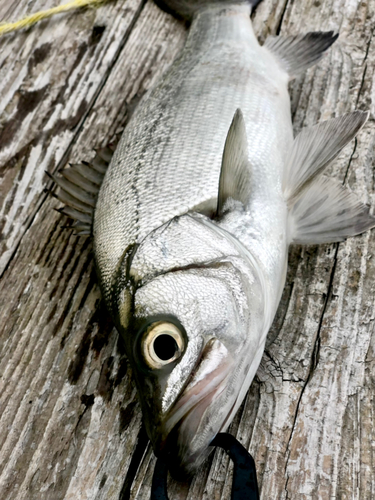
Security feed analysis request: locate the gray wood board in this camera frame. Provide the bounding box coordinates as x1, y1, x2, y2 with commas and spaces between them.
0, 0, 374, 499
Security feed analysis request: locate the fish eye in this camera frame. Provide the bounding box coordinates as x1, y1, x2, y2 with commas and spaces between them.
141, 322, 185, 369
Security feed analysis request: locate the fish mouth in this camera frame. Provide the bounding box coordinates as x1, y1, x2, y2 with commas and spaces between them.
154, 338, 234, 477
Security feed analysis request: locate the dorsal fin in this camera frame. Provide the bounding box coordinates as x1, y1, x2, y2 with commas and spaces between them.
264, 31, 338, 79
217, 109, 252, 216
48, 146, 115, 236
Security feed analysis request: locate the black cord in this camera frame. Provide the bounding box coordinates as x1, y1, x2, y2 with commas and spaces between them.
211, 433, 259, 500
150, 433, 259, 500
151, 457, 169, 500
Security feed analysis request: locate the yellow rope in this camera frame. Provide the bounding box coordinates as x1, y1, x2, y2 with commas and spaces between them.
0, 0, 109, 36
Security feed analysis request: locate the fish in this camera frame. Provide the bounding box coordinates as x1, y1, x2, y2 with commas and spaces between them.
51, 0, 375, 478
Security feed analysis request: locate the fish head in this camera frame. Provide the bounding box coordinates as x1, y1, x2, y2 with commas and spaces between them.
116, 213, 265, 477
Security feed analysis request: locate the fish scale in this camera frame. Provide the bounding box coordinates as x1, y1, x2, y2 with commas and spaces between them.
94, 4, 291, 302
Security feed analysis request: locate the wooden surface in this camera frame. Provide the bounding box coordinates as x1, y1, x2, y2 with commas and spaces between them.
0, 1, 374, 499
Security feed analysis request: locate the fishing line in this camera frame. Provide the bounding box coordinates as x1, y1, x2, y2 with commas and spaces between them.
0, 0, 110, 37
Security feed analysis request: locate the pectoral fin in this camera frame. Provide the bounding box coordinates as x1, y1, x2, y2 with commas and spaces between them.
48, 146, 115, 236
217, 109, 252, 216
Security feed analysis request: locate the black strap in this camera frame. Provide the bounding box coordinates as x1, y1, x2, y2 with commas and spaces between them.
211, 433, 259, 500
150, 433, 259, 500
151, 458, 169, 500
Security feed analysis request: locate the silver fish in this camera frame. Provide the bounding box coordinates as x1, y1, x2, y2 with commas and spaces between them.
52, 0, 375, 477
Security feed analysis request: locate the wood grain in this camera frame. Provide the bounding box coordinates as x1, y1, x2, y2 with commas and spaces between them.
0, 0, 374, 499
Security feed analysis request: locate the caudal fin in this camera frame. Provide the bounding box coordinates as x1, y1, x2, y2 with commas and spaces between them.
285, 112, 375, 244
288, 176, 375, 244
155, 0, 263, 20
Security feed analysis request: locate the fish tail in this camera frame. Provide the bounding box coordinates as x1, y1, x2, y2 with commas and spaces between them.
154, 0, 263, 20
284, 112, 375, 245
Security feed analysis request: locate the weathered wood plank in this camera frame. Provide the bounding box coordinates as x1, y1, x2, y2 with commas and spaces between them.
0, 2, 185, 499
0, 0, 147, 274
0, 0, 374, 499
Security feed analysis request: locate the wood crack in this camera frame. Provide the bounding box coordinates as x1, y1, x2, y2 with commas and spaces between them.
283, 245, 339, 494
275, 0, 289, 35
310, 245, 339, 374
343, 138, 358, 184
119, 425, 149, 500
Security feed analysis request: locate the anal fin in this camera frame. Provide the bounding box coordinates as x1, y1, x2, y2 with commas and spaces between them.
48, 146, 115, 236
